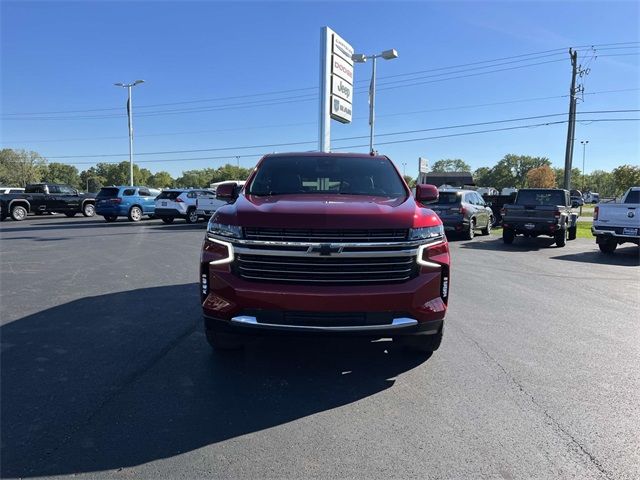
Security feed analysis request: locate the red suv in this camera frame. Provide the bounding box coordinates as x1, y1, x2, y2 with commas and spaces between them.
200, 152, 450, 353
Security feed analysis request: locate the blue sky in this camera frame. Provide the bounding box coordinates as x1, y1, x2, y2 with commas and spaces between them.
1, 1, 638, 178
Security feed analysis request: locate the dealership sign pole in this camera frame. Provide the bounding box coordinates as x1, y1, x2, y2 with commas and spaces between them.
319, 27, 354, 152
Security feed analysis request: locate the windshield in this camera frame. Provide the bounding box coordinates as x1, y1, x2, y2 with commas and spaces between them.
247, 156, 407, 197
435, 192, 460, 205
96, 187, 120, 199
516, 190, 565, 206
156, 191, 183, 200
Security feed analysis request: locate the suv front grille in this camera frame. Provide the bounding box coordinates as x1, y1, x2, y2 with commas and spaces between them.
235, 253, 417, 285
243, 227, 408, 243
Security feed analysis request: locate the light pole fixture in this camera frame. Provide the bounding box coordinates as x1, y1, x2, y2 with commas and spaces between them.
352, 48, 398, 154
402, 162, 407, 176
114, 80, 145, 186
580, 140, 589, 191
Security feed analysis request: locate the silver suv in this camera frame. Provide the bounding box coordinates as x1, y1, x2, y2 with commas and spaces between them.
429, 189, 494, 240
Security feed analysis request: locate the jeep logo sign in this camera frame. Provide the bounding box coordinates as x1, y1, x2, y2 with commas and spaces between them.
331, 77, 352, 101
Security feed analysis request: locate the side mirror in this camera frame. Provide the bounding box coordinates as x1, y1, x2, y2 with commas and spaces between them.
73, 189, 79, 195
415, 184, 439, 204
216, 182, 237, 200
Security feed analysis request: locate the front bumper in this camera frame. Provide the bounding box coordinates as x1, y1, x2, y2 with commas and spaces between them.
200, 235, 450, 334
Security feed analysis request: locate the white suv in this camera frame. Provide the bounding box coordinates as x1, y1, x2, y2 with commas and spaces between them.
154, 189, 212, 224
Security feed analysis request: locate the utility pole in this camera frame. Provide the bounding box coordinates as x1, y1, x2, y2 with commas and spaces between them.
563, 49, 578, 190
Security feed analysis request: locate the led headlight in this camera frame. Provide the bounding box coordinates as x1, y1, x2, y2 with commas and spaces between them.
409, 224, 444, 240
207, 218, 242, 238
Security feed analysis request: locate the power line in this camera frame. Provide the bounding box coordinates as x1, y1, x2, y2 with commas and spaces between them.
28, 117, 637, 166
42, 110, 639, 159
4, 41, 637, 118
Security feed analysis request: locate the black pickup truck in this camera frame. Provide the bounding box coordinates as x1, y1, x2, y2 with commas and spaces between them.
0, 183, 96, 221
501, 188, 578, 247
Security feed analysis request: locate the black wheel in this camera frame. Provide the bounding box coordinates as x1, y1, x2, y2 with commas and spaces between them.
185, 208, 198, 224
205, 330, 244, 351
568, 226, 577, 240
398, 331, 443, 354
82, 203, 95, 217
481, 217, 492, 235
598, 238, 617, 254
64, 212, 77, 218
128, 206, 143, 222
502, 228, 515, 244
555, 229, 567, 247
11, 205, 28, 221
104, 215, 117, 223
463, 219, 475, 240
161, 217, 175, 224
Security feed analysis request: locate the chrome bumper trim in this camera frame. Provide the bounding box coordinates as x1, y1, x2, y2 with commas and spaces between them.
230, 315, 418, 332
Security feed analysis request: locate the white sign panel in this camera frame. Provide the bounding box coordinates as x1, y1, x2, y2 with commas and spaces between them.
331, 76, 353, 102
332, 33, 354, 63
332, 55, 354, 84
331, 95, 352, 123
419, 157, 429, 173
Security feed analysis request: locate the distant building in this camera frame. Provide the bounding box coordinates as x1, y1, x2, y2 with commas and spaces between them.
424, 172, 474, 188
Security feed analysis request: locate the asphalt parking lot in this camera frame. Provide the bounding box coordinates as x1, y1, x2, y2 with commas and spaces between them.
1, 215, 639, 480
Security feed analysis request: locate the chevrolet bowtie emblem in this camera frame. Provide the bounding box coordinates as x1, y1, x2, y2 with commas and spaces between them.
307, 244, 344, 256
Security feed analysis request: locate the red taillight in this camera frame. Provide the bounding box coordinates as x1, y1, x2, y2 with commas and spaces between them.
594, 206, 599, 220
500, 207, 506, 216
554, 210, 561, 221
175, 197, 184, 203
110, 198, 122, 204
459, 206, 466, 215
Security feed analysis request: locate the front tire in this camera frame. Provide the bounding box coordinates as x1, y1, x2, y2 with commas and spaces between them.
598, 238, 617, 254
398, 331, 443, 354
568, 225, 577, 240
502, 228, 515, 244
185, 208, 198, 224
82, 203, 95, 217
11, 205, 28, 221
128, 206, 143, 222
205, 330, 244, 351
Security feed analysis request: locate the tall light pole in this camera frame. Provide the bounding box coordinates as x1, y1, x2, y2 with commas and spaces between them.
580, 140, 589, 191
114, 80, 145, 186
352, 49, 398, 154
402, 162, 407, 176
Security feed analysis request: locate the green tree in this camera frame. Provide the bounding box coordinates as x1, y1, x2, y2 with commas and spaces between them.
175, 168, 217, 188
95, 161, 151, 186
473, 167, 492, 187
210, 164, 252, 183
495, 154, 551, 188
553, 167, 582, 191
147, 171, 174, 188
430, 158, 471, 173
583, 170, 615, 197
79, 167, 105, 193
0, 148, 47, 187
42, 162, 80, 188
612, 164, 640, 196
403, 175, 416, 188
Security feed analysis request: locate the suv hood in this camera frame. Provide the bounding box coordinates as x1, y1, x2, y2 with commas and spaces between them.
213, 194, 440, 229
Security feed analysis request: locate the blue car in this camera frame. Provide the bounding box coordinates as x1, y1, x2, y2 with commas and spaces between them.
95, 186, 161, 222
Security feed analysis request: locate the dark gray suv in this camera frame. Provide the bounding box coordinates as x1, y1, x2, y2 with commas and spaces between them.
429, 189, 494, 240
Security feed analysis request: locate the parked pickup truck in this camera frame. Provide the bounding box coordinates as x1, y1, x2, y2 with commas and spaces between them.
0, 183, 96, 221
501, 188, 578, 247
195, 181, 245, 218
200, 152, 450, 354
592, 187, 640, 253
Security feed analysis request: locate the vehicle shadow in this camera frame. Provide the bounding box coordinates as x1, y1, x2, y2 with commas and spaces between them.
550, 245, 639, 266
0, 284, 427, 478
0, 217, 161, 233
457, 236, 557, 251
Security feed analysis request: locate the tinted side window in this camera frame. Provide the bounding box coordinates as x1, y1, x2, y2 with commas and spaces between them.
187, 191, 197, 199
474, 193, 485, 205
48, 185, 61, 194
123, 189, 136, 196
58, 185, 74, 194
465, 193, 476, 205
138, 188, 151, 197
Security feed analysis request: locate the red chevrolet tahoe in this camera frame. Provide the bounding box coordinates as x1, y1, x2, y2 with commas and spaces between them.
200, 152, 450, 353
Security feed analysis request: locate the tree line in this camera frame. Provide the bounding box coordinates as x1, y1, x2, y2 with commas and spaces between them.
1, 148, 638, 197
0, 149, 252, 192
428, 155, 639, 197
